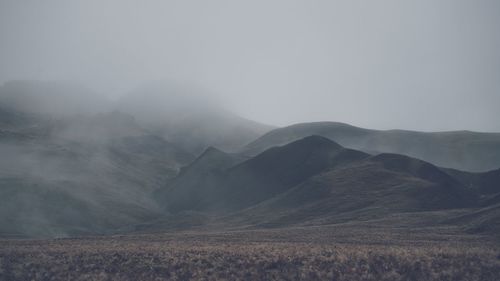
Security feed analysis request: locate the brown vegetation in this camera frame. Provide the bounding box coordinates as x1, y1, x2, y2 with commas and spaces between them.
1, 228, 499, 281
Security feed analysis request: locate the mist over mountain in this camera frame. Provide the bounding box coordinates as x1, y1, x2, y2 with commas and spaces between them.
0, 80, 272, 237
0, 80, 499, 239
117, 83, 274, 154
0, 107, 194, 237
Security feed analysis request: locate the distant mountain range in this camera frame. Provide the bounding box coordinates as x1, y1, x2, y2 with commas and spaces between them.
243, 122, 500, 172
0, 81, 499, 238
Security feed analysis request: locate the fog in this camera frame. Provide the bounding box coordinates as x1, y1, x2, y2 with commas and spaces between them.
0, 0, 499, 132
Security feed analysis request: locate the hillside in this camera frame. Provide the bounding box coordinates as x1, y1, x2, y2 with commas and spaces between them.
223, 153, 475, 228
243, 122, 500, 172
157, 136, 372, 213
0, 80, 278, 237
155, 147, 245, 213
0, 106, 195, 237
444, 168, 500, 196
155, 136, 481, 231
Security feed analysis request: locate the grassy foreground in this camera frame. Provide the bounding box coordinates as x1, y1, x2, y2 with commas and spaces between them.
1, 227, 500, 281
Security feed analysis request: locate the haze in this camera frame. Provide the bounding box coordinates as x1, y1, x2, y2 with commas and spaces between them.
1, 0, 499, 132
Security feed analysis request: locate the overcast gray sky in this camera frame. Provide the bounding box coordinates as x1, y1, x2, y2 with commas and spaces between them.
0, 0, 499, 131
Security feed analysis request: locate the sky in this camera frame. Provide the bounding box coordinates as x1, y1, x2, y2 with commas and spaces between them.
0, 0, 499, 132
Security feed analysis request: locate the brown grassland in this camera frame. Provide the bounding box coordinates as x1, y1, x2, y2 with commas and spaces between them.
1, 225, 500, 281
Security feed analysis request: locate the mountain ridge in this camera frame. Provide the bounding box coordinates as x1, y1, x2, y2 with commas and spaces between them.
242, 121, 500, 172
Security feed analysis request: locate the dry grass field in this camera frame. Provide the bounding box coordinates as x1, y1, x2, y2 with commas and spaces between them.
1, 226, 500, 281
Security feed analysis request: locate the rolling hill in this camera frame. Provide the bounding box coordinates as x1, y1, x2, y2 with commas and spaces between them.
242, 122, 500, 172
223, 152, 476, 228
157, 136, 371, 213
155, 136, 482, 232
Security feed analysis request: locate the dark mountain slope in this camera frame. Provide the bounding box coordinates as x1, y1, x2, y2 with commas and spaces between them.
155, 147, 245, 212
157, 136, 370, 213
223, 136, 370, 207
444, 168, 500, 196
243, 121, 500, 172
222, 154, 475, 228
445, 203, 500, 234
368, 154, 475, 208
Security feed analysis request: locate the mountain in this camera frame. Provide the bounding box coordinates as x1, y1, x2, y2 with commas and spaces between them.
156, 135, 476, 226
445, 202, 500, 234
156, 136, 371, 213
222, 154, 475, 228
1, 80, 499, 238
155, 146, 246, 213
0, 80, 274, 155
116, 83, 274, 154
156, 136, 474, 217
444, 168, 500, 196
0, 106, 195, 237
0, 80, 276, 237
242, 122, 500, 172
